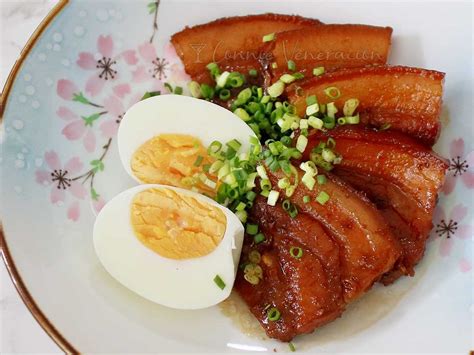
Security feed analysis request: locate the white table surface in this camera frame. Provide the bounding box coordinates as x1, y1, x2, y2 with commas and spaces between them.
1, 1, 62, 353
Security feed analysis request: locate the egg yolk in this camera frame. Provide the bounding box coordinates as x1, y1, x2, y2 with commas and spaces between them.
131, 188, 226, 260
131, 134, 216, 196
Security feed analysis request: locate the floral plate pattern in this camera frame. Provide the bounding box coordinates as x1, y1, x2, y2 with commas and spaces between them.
1, 0, 472, 353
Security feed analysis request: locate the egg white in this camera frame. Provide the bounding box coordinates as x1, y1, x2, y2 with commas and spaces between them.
117, 95, 257, 184
93, 184, 244, 310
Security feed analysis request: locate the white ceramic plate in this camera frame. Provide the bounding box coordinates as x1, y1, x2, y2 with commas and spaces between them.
1, 0, 472, 353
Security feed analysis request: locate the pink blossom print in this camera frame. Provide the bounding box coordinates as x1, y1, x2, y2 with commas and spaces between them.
57, 106, 102, 152
434, 204, 473, 272
35, 151, 87, 205
442, 138, 474, 195
77, 35, 135, 96
100, 91, 143, 138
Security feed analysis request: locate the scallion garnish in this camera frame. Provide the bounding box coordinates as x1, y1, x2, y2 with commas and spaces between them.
208, 140, 222, 154
280, 74, 296, 84
193, 155, 203, 167
290, 246, 303, 259
213, 275, 226, 290
303, 195, 310, 203
246, 223, 259, 235
287, 60, 296, 71
345, 114, 360, 124
343, 98, 359, 116
379, 123, 391, 131
296, 135, 308, 153
306, 95, 317, 106
324, 86, 341, 99
141, 91, 161, 100
267, 307, 281, 321
313, 66, 325, 76
248, 250, 261, 263
316, 191, 330, 205
200, 83, 215, 99
317, 174, 327, 185
262, 32, 275, 42
226, 139, 242, 152
219, 88, 231, 101
288, 342, 296, 352
267, 190, 280, 206
254, 233, 265, 244
174, 86, 183, 95
249, 69, 258, 77
187, 81, 201, 98
268, 80, 285, 98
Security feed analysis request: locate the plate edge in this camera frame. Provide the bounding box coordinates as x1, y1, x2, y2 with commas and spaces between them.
0, 1, 78, 354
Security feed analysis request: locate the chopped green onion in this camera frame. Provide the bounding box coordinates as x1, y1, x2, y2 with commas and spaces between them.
287, 60, 296, 71
327, 138, 336, 149
214, 275, 226, 290
235, 210, 248, 223
262, 32, 275, 42
299, 119, 309, 129
322, 148, 336, 163
235, 201, 246, 211
303, 195, 311, 203
337, 117, 347, 125
206, 62, 219, 72
267, 307, 281, 321
219, 88, 231, 101
209, 160, 224, 174
302, 172, 316, 190
316, 191, 330, 205
271, 62, 278, 69
260, 179, 272, 190
379, 123, 391, 131
280, 74, 296, 84
278, 177, 290, 189
248, 250, 261, 263
293, 72, 305, 80
174, 86, 183, 95
254, 233, 265, 244
306, 103, 319, 116
268, 80, 285, 98
228, 72, 245, 88
216, 71, 230, 87
326, 102, 338, 119
296, 135, 308, 153
282, 199, 292, 211
200, 83, 215, 99
324, 86, 341, 99
317, 174, 327, 185
244, 263, 263, 284
193, 155, 203, 167
267, 190, 280, 206
234, 107, 251, 122
343, 98, 359, 116
288, 342, 296, 352
246, 190, 257, 201
256, 165, 269, 180
346, 113, 360, 124
288, 204, 298, 218
290, 246, 303, 259
306, 95, 317, 106
246, 224, 259, 235
308, 116, 324, 130
249, 69, 258, 77
187, 81, 201, 98
313, 66, 325, 76
208, 141, 222, 154
226, 139, 242, 152
323, 115, 336, 129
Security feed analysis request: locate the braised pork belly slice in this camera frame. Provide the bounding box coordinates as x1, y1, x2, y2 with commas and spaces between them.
171, 13, 322, 84
263, 24, 392, 82
267, 169, 401, 301
287, 66, 445, 145
304, 126, 448, 282
235, 196, 344, 341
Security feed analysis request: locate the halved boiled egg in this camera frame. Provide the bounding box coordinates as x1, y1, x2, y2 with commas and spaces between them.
93, 184, 244, 309
117, 95, 257, 194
